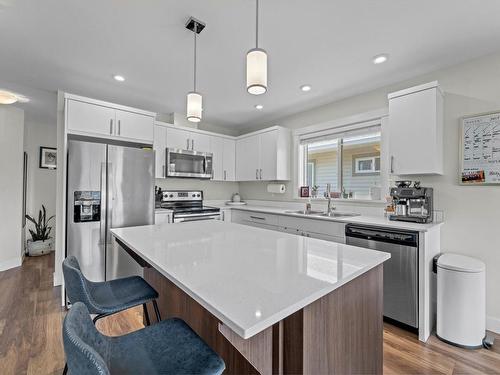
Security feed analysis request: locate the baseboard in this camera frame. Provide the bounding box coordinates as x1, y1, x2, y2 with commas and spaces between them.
0, 257, 22, 272
487, 316, 500, 334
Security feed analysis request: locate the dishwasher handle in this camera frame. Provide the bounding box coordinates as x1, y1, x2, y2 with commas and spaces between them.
345, 224, 418, 247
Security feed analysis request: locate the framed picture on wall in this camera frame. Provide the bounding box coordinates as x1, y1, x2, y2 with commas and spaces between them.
299, 186, 310, 197
39, 147, 57, 169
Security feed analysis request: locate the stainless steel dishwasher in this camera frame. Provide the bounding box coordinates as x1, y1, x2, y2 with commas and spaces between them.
345, 224, 419, 329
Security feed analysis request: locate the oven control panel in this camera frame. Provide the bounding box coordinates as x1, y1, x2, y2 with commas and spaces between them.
161, 191, 203, 201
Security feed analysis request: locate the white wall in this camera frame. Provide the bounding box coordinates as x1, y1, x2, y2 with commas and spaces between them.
24, 120, 57, 248
0, 106, 24, 271
156, 178, 238, 201
240, 51, 500, 332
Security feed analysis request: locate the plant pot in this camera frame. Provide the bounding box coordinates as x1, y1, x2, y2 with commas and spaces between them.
27, 238, 53, 257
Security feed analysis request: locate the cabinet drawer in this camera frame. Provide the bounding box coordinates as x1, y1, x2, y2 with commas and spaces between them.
278, 216, 345, 238
231, 210, 279, 226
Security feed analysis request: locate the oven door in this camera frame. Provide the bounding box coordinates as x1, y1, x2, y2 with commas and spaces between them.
173, 212, 221, 223
166, 148, 213, 179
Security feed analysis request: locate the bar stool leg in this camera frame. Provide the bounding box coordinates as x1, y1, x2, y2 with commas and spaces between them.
143, 303, 151, 326
62, 363, 68, 375
152, 300, 162, 322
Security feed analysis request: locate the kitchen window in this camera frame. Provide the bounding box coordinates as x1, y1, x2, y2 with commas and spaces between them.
298, 126, 382, 200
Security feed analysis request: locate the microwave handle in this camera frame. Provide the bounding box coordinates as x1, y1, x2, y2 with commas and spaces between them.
203, 156, 207, 173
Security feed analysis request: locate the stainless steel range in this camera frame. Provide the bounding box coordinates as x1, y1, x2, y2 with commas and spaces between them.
158, 190, 221, 223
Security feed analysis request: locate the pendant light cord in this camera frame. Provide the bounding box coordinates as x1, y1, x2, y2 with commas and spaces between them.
255, 0, 259, 48
193, 23, 197, 92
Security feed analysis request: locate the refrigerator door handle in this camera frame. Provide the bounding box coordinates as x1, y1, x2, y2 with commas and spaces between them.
99, 162, 107, 245
106, 162, 113, 244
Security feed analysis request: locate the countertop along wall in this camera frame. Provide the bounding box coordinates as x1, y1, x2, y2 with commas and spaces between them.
238, 50, 500, 332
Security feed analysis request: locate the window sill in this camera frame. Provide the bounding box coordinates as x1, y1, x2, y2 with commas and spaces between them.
294, 197, 386, 205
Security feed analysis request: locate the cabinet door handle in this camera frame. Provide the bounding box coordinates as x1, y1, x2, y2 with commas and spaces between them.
250, 216, 265, 221
118, 120, 121, 135
187, 139, 190, 149
162, 165, 165, 177
191, 139, 194, 150
256, 169, 259, 179
109, 119, 113, 134
224, 170, 227, 181
260, 169, 262, 180
390, 155, 394, 174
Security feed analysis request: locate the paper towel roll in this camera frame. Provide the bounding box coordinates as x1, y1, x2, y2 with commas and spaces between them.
267, 184, 286, 194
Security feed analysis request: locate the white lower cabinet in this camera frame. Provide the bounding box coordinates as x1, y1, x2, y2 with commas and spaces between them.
221, 209, 232, 222
155, 211, 172, 224
231, 210, 345, 243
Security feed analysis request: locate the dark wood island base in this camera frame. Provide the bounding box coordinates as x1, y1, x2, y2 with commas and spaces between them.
144, 264, 383, 375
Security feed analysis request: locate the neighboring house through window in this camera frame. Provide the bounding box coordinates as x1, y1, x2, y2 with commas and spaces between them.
299, 126, 382, 200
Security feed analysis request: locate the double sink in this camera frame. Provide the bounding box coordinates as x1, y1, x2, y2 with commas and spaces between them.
284, 210, 359, 218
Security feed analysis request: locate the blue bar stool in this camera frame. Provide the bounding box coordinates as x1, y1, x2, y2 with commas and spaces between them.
63, 256, 161, 325
63, 302, 225, 375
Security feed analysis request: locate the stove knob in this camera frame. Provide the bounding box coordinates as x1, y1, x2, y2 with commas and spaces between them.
197, 194, 201, 197
169, 194, 174, 198
192, 194, 196, 197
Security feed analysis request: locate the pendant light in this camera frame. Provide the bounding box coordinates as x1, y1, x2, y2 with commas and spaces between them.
246, 0, 267, 95
186, 17, 205, 123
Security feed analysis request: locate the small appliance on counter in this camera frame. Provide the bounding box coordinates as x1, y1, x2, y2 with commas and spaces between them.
226, 192, 247, 206
159, 190, 221, 222
389, 181, 433, 223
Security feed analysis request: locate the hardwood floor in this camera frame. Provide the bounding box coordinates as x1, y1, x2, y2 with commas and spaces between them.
0, 253, 499, 374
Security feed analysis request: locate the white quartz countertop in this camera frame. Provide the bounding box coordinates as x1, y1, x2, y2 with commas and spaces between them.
111, 221, 390, 339
225, 205, 442, 232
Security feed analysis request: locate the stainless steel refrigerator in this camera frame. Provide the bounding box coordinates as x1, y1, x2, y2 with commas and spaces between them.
66, 140, 154, 282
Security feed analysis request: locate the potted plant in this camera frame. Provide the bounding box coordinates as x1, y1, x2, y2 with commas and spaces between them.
25, 205, 54, 256
311, 185, 319, 198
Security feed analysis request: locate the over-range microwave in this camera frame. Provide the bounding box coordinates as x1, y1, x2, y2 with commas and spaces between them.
166, 148, 213, 179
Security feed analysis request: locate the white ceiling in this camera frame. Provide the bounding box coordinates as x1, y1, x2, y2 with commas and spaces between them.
2, 0, 500, 129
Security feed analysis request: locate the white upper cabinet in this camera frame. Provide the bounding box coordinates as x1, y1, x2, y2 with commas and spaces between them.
236, 134, 261, 181
166, 127, 190, 150
115, 110, 154, 143
66, 99, 115, 137
260, 130, 278, 180
210, 135, 236, 181
65, 95, 155, 144
236, 127, 291, 181
165, 126, 211, 152
210, 136, 224, 181
190, 132, 211, 152
222, 138, 236, 181
153, 124, 167, 178
388, 81, 444, 175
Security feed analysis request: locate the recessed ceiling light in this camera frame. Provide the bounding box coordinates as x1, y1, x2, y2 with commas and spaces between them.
300, 84, 312, 92
255, 104, 263, 110
113, 75, 125, 82
373, 54, 388, 64
0, 89, 29, 104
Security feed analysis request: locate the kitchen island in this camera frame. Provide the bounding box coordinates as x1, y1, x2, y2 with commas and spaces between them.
111, 221, 390, 374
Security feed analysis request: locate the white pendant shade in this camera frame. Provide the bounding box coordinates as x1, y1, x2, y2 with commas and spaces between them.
0, 90, 19, 104
187, 91, 202, 123
246, 48, 267, 95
